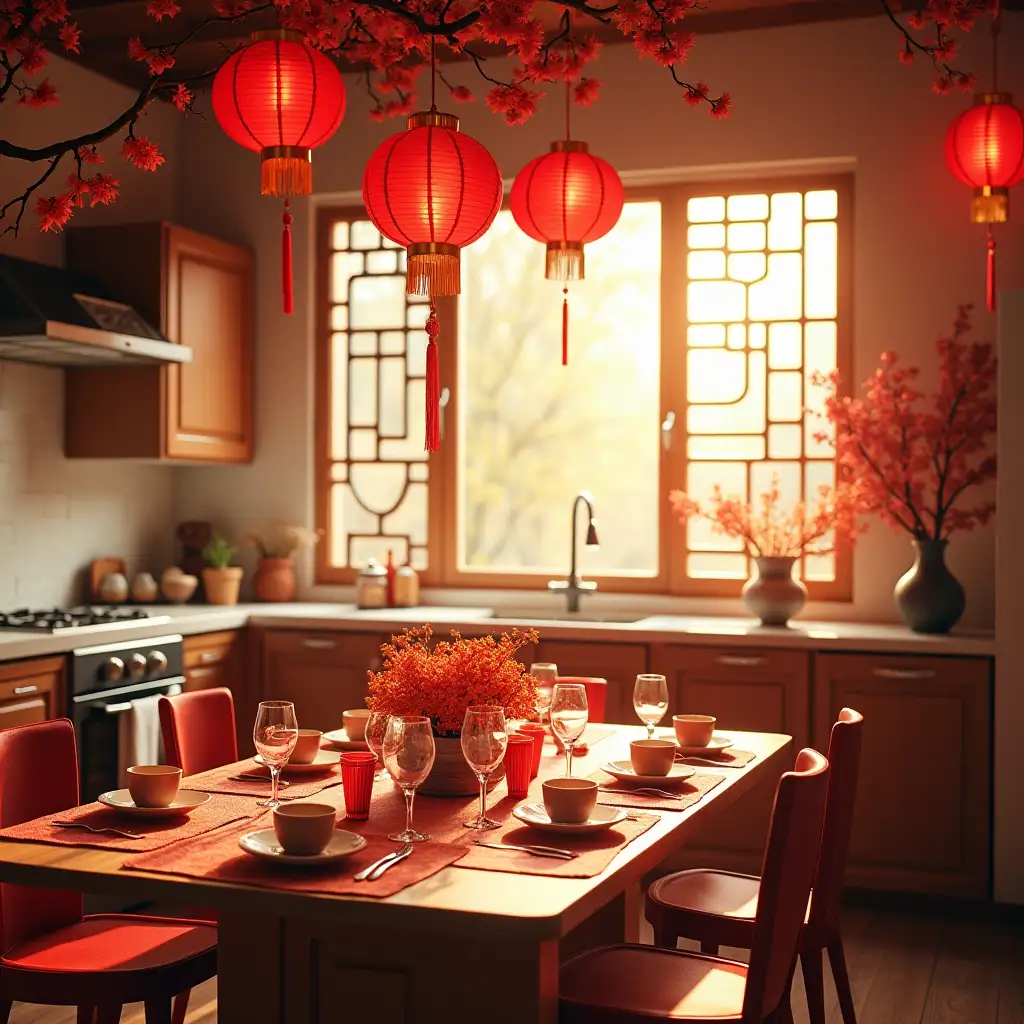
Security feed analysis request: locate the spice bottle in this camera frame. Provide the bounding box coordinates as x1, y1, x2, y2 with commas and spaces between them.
394, 563, 420, 607
355, 558, 388, 609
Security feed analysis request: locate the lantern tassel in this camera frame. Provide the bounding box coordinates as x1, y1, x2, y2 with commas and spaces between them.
425, 304, 441, 452
282, 200, 294, 315
987, 226, 997, 313
562, 287, 569, 366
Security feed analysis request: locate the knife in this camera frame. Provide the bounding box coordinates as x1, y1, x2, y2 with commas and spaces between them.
367, 843, 415, 880
354, 843, 412, 882
473, 841, 577, 860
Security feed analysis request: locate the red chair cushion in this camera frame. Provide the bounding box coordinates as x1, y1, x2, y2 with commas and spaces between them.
1, 914, 216, 975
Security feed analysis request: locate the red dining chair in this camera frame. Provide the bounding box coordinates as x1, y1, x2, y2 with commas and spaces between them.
645, 709, 864, 1024
560, 747, 830, 1023
158, 687, 238, 777
556, 676, 608, 724
0, 719, 216, 1024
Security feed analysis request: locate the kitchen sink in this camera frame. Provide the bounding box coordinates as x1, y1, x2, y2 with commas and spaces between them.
485, 608, 649, 624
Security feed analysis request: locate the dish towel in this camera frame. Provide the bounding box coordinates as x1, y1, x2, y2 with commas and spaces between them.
117, 687, 180, 787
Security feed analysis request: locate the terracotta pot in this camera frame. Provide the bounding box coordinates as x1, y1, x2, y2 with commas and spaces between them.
741, 556, 807, 627
894, 539, 965, 634
419, 736, 506, 798
202, 567, 243, 606
253, 557, 296, 602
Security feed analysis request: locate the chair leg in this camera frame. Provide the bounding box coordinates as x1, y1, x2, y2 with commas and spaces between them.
651, 927, 678, 949
827, 937, 858, 1024
144, 1000, 173, 1024
76, 1010, 96, 1024
774, 959, 797, 1024
171, 989, 191, 1024
800, 949, 827, 1024
95, 1008, 122, 1024
0, 1001, 12, 1024
700, 939, 719, 956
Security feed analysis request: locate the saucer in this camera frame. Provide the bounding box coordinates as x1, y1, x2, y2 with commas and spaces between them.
512, 803, 628, 835
321, 728, 370, 751
97, 789, 211, 818
673, 733, 735, 756
255, 751, 341, 774
601, 761, 696, 785
238, 828, 367, 865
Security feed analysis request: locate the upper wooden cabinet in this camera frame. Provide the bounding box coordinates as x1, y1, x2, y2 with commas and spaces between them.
0, 656, 65, 730
64, 223, 253, 463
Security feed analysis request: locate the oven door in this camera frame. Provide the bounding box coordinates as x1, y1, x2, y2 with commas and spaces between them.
72, 676, 185, 802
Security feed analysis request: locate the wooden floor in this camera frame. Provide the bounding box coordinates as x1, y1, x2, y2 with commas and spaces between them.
9, 905, 1024, 1022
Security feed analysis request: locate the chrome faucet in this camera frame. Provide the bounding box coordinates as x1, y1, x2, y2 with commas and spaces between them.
548, 492, 600, 614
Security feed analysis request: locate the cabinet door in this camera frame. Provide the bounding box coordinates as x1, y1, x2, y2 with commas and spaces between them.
0, 696, 48, 729
164, 227, 253, 462
525, 641, 648, 724
183, 630, 243, 693
261, 631, 385, 733
0, 656, 65, 723
815, 653, 991, 898
653, 645, 809, 873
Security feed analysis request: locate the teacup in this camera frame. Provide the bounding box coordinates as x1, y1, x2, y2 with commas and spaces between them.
127, 765, 182, 808
542, 778, 598, 824
673, 714, 717, 747
629, 739, 676, 777
343, 709, 372, 741
273, 802, 337, 856
290, 729, 323, 764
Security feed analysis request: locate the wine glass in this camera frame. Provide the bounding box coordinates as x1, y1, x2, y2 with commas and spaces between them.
549, 683, 588, 778
382, 716, 436, 843
253, 700, 298, 808
633, 674, 669, 740
461, 705, 508, 831
531, 662, 558, 725
365, 711, 391, 781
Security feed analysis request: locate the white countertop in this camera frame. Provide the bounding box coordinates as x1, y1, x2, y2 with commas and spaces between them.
0, 602, 995, 661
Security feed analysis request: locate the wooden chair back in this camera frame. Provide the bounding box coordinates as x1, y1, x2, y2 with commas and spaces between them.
158, 687, 238, 777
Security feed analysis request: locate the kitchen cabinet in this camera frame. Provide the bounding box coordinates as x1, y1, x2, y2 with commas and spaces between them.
183, 630, 244, 694
815, 652, 991, 899
64, 222, 253, 463
652, 644, 810, 874
0, 656, 65, 730
260, 630, 385, 733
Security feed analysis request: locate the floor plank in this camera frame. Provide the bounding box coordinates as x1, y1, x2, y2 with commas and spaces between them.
8, 979, 218, 1024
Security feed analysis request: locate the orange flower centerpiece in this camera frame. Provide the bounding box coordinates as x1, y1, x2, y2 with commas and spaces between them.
669, 477, 866, 626
366, 625, 539, 796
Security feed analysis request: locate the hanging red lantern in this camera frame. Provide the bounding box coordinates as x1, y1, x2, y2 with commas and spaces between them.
363, 109, 502, 450
213, 29, 346, 314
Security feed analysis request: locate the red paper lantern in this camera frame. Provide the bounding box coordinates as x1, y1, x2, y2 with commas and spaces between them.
213, 29, 346, 313
945, 91, 1024, 310
510, 140, 624, 363
363, 110, 501, 451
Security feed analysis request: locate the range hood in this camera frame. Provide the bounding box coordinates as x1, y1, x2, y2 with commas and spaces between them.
0, 254, 192, 367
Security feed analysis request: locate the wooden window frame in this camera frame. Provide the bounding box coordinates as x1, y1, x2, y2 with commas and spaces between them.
315, 173, 853, 600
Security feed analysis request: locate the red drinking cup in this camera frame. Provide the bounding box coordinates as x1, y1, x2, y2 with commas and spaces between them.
340, 751, 376, 820
516, 723, 546, 779
504, 734, 534, 799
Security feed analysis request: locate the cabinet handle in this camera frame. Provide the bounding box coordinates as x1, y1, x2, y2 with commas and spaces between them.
13, 685, 38, 694
439, 387, 451, 442
302, 638, 336, 650
716, 655, 767, 668
872, 667, 936, 680
661, 411, 676, 453
0, 698, 45, 715
200, 652, 220, 663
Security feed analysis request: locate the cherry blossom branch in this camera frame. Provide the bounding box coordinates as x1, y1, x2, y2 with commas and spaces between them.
0, 152, 65, 237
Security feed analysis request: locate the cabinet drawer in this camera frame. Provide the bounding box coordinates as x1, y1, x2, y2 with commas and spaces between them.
184, 630, 240, 668
0, 656, 64, 717
0, 696, 48, 730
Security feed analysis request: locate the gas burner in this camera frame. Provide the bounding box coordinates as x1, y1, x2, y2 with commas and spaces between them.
0, 606, 154, 633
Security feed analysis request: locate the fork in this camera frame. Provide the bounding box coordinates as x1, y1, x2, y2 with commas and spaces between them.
599, 786, 684, 800
354, 843, 414, 881
229, 774, 290, 787
51, 821, 143, 839
473, 840, 578, 860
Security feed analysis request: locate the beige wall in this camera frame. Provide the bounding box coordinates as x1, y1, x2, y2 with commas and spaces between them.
0, 54, 181, 605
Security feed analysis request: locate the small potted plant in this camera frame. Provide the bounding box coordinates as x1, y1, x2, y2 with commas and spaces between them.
245, 523, 319, 602
201, 536, 243, 606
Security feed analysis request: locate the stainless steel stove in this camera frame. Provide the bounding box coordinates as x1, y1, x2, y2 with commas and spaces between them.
0, 606, 169, 634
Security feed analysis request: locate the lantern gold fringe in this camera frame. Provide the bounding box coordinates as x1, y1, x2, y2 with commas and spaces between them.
261, 156, 312, 198
545, 244, 585, 281
407, 252, 461, 297
972, 187, 1009, 224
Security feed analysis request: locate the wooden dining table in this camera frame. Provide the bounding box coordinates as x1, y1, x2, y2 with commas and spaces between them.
0, 725, 791, 1023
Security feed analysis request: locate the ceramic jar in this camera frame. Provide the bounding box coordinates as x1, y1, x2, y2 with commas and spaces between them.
894, 539, 965, 634
356, 558, 388, 609
130, 572, 158, 603
253, 557, 296, 602
741, 556, 807, 627
419, 737, 506, 797
393, 564, 420, 607
98, 572, 128, 604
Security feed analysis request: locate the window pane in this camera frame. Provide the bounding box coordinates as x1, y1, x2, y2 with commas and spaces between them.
458, 204, 662, 575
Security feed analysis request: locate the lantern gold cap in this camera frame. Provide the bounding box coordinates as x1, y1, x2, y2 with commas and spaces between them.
252, 28, 304, 43
972, 186, 1009, 223
974, 91, 1014, 106
408, 110, 459, 131
551, 140, 590, 154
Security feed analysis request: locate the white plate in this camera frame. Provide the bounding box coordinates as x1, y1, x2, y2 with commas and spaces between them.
673, 733, 735, 756
254, 751, 341, 774
512, 803, 629, 835
600, 761, 696, 785
97, 789, 211, 818
238, 828, 367, 865
321, 728, 370, 751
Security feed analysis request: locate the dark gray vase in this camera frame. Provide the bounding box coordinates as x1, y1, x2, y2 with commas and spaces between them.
893, 539, 965, 634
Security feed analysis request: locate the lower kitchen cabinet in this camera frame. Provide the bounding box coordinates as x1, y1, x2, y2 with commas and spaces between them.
183, 630, 244, 693
815, 652, 991, 899
0, 656, 65, 729
260, 630, 385, 733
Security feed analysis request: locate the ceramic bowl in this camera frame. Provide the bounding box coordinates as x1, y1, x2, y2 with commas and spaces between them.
273, 802, 337, 856
629, 739, 676, 777
127, 765, 182, 808
290, 729, 324, 765
161, 572, 198, 604
342, 709, 371, 741
673, 714, 717, 747
542, 778, 598, 824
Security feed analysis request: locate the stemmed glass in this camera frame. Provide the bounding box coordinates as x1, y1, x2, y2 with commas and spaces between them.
461, 705, 508, 831
633, 674, 669, 740
365, 711, 391, 781
382, 716, 436, 843
253, 700, 298, 808
531, 662, 558, 725
549, 683, 588, 778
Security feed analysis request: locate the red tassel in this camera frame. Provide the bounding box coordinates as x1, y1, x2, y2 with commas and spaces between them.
424, 305, 440, 452
562, 287, 569, 366
282, 199, 294, 315
986, 227, 996, 313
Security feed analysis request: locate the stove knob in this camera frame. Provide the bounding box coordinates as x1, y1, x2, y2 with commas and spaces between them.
105, 656, 125, 682
147, 650, 168, 675
129, 652, 147, 680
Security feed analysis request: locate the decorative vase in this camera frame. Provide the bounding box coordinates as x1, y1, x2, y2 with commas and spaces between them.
419, 737, 506, 798
202, 567, 243, 606
741, 556, 807, 627
253, 557, 296, 602
893, 539, 965, 634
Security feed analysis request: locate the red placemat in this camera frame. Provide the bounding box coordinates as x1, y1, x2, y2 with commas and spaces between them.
587, 770, 726, 812
182, 761, 344, 800
123, 821, 467, 899
0, 794, 263, 852
677, 749, 756, 768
